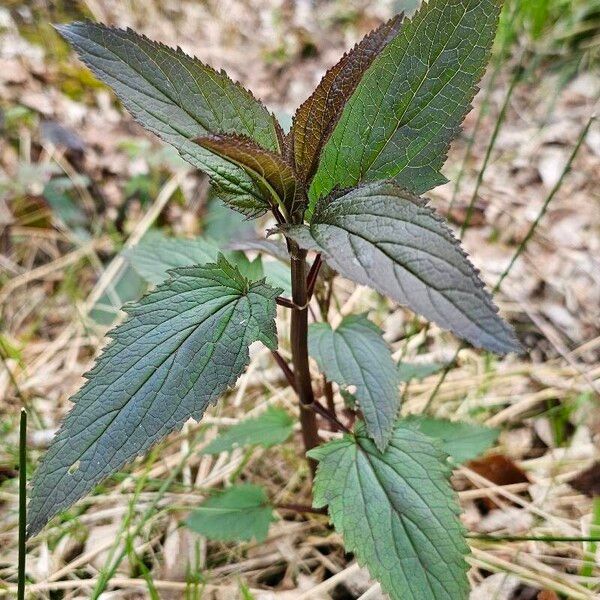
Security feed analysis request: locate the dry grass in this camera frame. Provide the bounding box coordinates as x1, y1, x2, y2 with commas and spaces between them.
1, 0, 600, 598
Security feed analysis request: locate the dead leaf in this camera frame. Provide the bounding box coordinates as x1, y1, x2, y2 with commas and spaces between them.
568, 461, 600, 497
537, 591, 559, 600
468, 454, 530, 486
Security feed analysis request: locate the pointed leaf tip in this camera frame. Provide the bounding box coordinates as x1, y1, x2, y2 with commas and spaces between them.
56, 21, 281, 218
285, 181, 521, 355
310, 421, 470, 599
309, 0, 503, 209
291, 14, 405, 183
27, 257, 280, 537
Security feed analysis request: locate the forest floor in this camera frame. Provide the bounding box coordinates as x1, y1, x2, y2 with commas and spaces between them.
1, 1, 600, 598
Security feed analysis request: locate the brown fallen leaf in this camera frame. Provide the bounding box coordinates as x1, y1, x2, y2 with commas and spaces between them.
468, 453, 530, 486
568, 461, 600, 497
537, 590, 559, 600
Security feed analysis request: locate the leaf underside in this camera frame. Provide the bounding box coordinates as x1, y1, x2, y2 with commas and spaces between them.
405, 415, 499, 464
56, 22, 282, 217
309, 422, 470, 600
309, 0, 502, 211
202, 406, 294, 455
291, 14, 404, 183
285, 181, 521, 355
308, 314, 400, 451
186, 484, 275, 543
27, 256, 281, 537
195, 134, 298, 216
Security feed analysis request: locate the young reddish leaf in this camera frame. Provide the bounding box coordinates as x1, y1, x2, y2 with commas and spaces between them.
309, 0, 503, 210
195, 134, 298, 215
291, 15, 404, 183
56, 22, 282, 218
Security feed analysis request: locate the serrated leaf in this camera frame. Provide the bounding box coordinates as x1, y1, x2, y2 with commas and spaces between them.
308, 314, 399, 450
27, 255, 281, 538
309, 0, 502, 209
202, 407, 294, 455
291, 15, 403, 183
406, 416, 499, 464
57, 22, 282, 217
195, 134, 298, 216
284, 181, 521, 355
126, 231, 290, 294
397, 362, 445, 382
186, 484, 275, 543
309, 421, 469, 600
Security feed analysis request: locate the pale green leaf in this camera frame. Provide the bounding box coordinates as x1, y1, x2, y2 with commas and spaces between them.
126, 231, 290, 293
27, 256, 281, 537
308, 315, 399, 450
397, 362, 445, 382
406, 416, 499, 464
285, 182, 521, 355
202, 407, 294, 455
125, 232, 219, 285
309, 421, 469, 600
186, 484, 275, 542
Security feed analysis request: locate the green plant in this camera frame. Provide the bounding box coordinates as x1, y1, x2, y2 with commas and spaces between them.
27, 1, 522, 597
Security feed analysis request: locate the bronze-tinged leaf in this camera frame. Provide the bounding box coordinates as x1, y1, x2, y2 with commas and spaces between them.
195, 134, 298, 216
568, 462, 600, 497
537, 591, 560, 600
291, 15, 404, 183
468, 454, 530, 486
467, 453, 529, 510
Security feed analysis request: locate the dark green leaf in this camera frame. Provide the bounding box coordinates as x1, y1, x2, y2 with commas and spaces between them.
406, 416, 499, 464
309, 421, 469, 600
27, 256, 281, 537
308, 314, 399, 450
291, 15, 403, 183
397, 362, 445, 382
284, 182, 521, 355
186, 484, 275, 542
57, 23, 282, 217
309, 0, 502, 209
202, 407, 294, 455
195, 134, 298, 216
